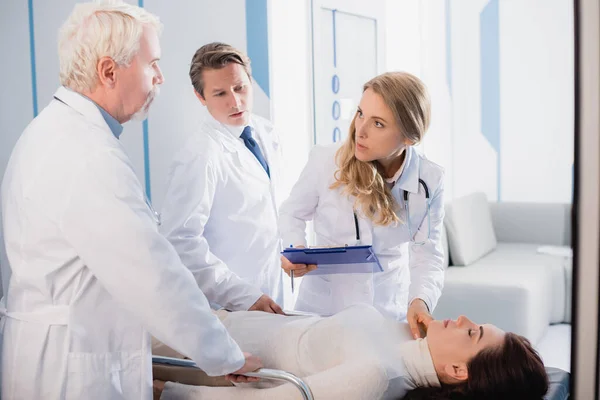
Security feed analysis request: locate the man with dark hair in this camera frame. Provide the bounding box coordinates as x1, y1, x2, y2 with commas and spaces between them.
160, 42, 284, 314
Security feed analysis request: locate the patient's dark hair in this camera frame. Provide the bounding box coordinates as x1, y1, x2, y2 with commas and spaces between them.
401, 333, 548, 400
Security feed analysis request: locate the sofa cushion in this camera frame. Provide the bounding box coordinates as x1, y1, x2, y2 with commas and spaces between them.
490, 202, 571, 246
470, 243, 568, 324
433, 248, 556, 343
441, 224, 449, 269
444, 192, 497, 266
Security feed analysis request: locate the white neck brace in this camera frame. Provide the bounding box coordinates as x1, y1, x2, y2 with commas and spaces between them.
400, 338, 441, 388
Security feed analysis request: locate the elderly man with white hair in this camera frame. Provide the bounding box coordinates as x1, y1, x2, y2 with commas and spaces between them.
0, 2, 261, 399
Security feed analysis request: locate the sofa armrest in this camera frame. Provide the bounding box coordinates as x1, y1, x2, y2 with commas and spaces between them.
489, 202, 571, 246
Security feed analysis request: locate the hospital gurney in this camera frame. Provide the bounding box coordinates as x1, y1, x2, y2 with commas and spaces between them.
152, 355, 315, 400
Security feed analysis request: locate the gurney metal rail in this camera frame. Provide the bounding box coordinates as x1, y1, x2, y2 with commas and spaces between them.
152, 355, 315, 400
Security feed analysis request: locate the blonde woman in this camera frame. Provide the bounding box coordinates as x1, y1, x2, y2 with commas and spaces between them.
280, 72, 445, 339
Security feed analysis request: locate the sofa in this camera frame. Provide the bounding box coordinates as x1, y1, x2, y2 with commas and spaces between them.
433, 192, 572, 372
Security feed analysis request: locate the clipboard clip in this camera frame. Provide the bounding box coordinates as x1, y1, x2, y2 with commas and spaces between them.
303, 248, 347, 254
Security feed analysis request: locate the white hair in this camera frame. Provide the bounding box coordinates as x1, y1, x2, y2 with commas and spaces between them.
58, 0, 162, 92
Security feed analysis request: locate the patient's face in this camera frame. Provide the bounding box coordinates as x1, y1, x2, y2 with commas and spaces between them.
426, 315, 505, 379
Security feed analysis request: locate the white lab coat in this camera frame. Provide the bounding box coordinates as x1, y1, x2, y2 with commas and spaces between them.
0, 87, 245, 400
160, 113, 283, 311
279, 144, 445, 320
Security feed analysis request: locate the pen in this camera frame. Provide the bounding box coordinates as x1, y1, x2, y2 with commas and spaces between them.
289, 244, 294, 294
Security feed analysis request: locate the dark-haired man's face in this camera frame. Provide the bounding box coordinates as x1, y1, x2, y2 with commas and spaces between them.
196, 63, 253, 126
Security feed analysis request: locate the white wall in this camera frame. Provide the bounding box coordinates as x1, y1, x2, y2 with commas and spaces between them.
498, 0, 574, 203
269, 0, 314, 204
0, 2, 33, 182
385, 0, 574, 204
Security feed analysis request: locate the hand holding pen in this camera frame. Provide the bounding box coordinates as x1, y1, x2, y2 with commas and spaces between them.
280, 250, 318, 293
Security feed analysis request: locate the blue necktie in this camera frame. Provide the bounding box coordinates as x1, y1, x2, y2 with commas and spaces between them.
240, 126, 270, 178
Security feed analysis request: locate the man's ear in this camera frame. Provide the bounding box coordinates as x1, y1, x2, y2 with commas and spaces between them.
194, 89, 206, 105
443, 362, 469, 382
97, 56, 117, 88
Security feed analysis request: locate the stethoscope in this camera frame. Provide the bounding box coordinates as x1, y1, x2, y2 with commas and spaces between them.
353, 179, 431, 246
145, 195, 162, 226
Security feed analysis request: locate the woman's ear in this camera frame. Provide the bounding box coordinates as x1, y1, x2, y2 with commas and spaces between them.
443, 362, 469, 382
404, 137, 417, 146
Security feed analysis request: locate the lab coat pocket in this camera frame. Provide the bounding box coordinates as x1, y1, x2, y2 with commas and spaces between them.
66, 351, 140, 399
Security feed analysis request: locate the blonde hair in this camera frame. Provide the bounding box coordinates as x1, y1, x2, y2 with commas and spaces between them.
58, 0, 162, 92
189, 42, 252, 97
331, 72, 431, 226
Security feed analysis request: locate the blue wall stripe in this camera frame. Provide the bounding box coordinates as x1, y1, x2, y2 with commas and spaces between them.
142, 120, 151, 200
310, 0, 317, 145
245, 0, 270, 98
27, 0, 38, 117
138, 0, 152, 201
332, 10, 337, 68
480, 0, 501, 200
445, 0, 452, 97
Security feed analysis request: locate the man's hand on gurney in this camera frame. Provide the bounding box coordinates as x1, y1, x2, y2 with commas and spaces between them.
248, 294, 285, 314
226, 352, 263, 383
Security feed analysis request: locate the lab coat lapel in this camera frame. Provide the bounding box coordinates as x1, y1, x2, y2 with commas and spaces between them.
396, 147, 420, 194
253, 119, 282, 206
53, 87, 113, 136
395, 147, 428, 233
207, 120, 271, 185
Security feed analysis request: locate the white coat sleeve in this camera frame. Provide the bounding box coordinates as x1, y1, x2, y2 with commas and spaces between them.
0, 212, 8, 300
278, 147, 323, 247
408, 172, 446, 312
59, 148, 245, 377
159, 150, 264, 311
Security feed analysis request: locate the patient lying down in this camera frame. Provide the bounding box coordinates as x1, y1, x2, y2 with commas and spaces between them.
154, 304, 548, 400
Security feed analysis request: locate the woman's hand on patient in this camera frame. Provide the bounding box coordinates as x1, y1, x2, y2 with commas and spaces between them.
226, 352, 263, 383
407, 298, 433, 339
280, 255, 317, 278
248, 294, 284, 314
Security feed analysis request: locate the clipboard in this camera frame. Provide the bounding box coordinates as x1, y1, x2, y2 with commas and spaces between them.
153, 355, 198, 368
281, 245, 383, 275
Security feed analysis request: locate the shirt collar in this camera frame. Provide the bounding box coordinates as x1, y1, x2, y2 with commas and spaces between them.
71, 90, 123, 139
226, 121, 254, 139
385, 150, 408, 185
204, 112, 254, 140
395, 146, 420, 194
95, 104, 123, 139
